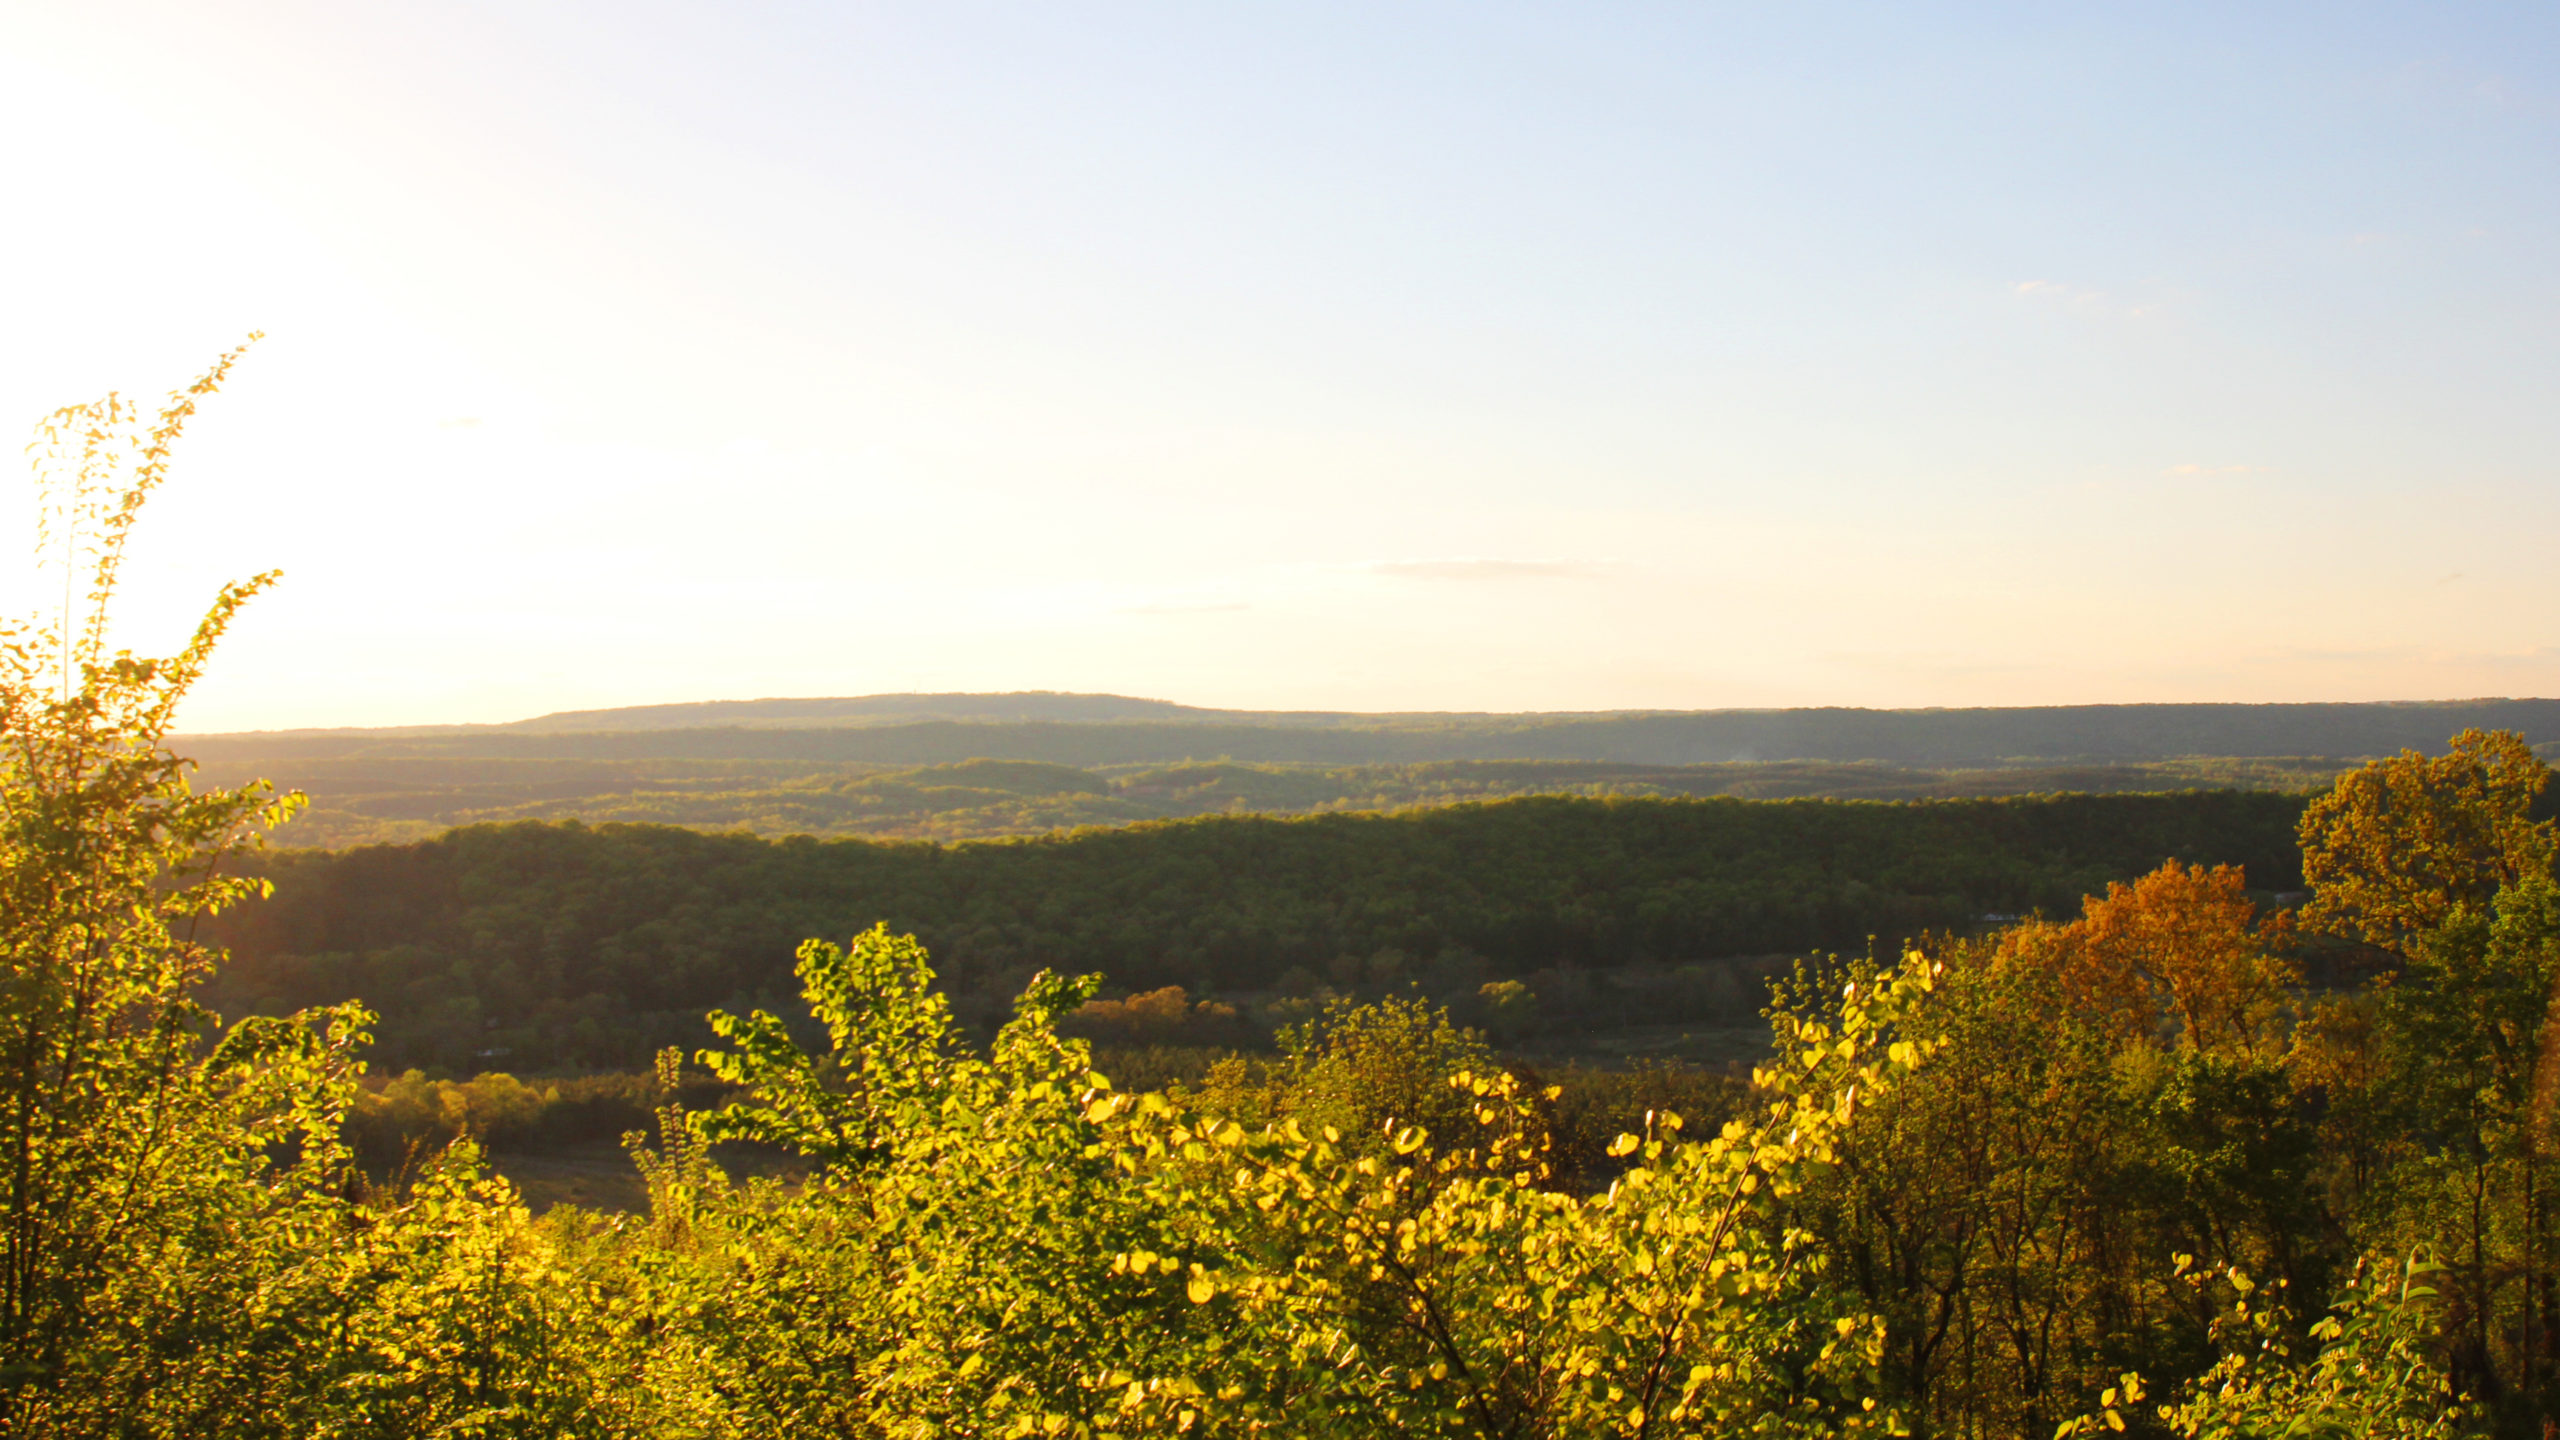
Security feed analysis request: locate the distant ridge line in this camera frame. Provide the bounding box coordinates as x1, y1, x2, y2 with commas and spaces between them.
191, 690, 2560, 737
179, 694, 2560, 768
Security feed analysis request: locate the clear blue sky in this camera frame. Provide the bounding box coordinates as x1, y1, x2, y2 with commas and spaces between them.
2, 3, 2555, 728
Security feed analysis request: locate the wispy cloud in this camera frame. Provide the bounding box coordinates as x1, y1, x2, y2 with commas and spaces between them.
1823, 651, 2061, 680
2247, 642, 2560, 673
1368, 559, 1599, 582
2013, 279, 2162, 320
1121, 600, 1249, 615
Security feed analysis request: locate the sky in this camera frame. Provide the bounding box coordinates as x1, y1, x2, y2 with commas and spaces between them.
0, 2, 2555, 730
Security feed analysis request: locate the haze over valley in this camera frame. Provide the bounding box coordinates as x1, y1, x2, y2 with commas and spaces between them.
184, 691, 2560, 846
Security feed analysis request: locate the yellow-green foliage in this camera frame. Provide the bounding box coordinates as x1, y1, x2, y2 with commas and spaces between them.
1068, 955, 1945, 1437
2149, 1256, 2473, 1440
0, 348, 363, 1436
591, 927, 1946, 1438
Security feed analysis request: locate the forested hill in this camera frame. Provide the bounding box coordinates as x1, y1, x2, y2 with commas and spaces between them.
505, 691, 1219, 732
204, 789, 2306, 1072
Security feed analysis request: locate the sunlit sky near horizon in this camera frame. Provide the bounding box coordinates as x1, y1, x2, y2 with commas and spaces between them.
2, 2, 2556, 731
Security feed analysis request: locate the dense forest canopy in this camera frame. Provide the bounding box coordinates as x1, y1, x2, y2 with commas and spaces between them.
203, 789, 2311, 1071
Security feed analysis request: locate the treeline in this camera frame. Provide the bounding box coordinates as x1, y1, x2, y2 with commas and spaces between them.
204, 788, 2309, 1071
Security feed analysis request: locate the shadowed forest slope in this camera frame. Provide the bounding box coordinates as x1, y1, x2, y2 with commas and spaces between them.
204, 789, 2307, 1071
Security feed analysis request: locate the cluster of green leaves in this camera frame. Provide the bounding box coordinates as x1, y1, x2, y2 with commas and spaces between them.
2142, 1256, 2473, 1440
580, 923, 1947, 1437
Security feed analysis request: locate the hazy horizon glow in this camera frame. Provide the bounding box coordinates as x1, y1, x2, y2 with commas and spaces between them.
3, 3, 2556, 730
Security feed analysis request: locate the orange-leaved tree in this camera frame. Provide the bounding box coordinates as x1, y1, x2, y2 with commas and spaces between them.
1995, 859, 2297, 1058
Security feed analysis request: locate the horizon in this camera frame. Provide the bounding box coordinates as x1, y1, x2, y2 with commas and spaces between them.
6, 4, 2557, 730
173, 687, 2560, 740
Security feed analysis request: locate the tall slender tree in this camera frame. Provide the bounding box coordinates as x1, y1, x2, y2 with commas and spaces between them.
0, 342, 366, 1428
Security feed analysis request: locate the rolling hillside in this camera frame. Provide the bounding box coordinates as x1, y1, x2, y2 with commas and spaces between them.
174, 695, 2555, 847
